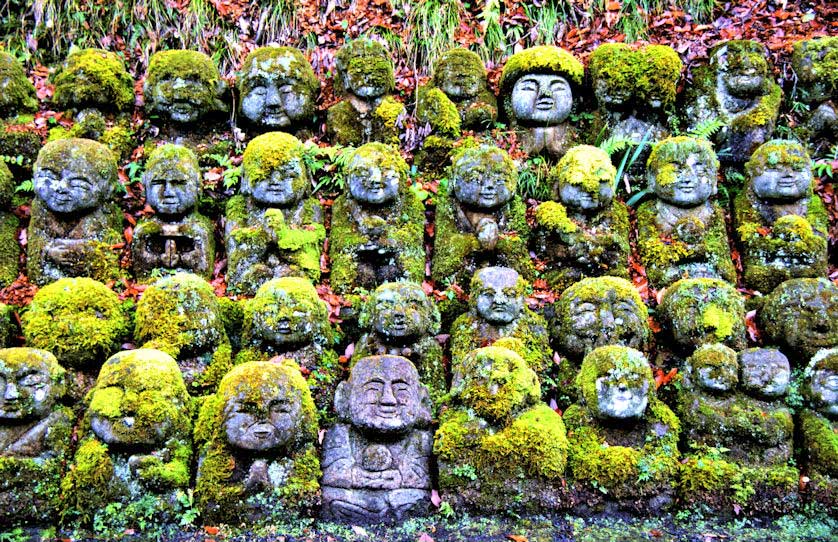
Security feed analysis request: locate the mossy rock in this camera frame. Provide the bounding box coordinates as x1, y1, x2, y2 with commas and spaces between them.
333, 39, 395, 96
0, 159, 18, 288
0, 51, 38, 117
52, 48, 134, 112
415, 85, 461, 139
326, 96, 406, 146
429, 48, 497, 130
791, 37, 838, 104
589, 43, 682, 111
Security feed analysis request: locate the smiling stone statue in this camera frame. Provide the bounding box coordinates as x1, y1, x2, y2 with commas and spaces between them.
144, 49, 227, 126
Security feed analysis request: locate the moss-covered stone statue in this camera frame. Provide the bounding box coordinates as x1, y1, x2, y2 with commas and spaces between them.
28, 138, 124, 284
431, 144, 532, 288
134, 273, 232, 394
238, 46, 319, 137
133, 144, 215, 281
636, 136, 735, 289
194, 360, 320, 524
236, 278, 340, 418
52, 48, 134, 114
449, 267, 551, 385
144, 49, 228, 127
21, 278, 130, 388
675, 344, 798, 513
436, 345, 569, 512
0, 348, 73, 535
685, 40, 782, 164
758, 278, 838, 363
0, 51, 38, 119
498, 46, 584, 159
322, 355, 433, 523
0, 159, 18, 287
329, 142, 423, 293
799, 348, 838, 507
733, 140, 827, 293
354, 282, 444, 406
533, 145, 630, 291
791, 37, 838, 147
225, 131, 324, 295
60, 349, 192, 531
327, 39, 405, 146
563, 345, 680, 513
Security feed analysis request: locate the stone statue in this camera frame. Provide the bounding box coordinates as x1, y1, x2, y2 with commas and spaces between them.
759, 278, 838, 362
195, 360, 320, 524
791, 37, 838, 149
52, 48, 134, 114
0, 52, 38, 119
134, 273, 233, 394
355, 282, 445, 406
329, 143, 424, 293
60, 349, 192, 531
238, 46, 319, 136
563, 345, 680, 513
236, 277, 340, 418
144, 49, 228, 126
225, 131, 325, 295
533, 145, 630, 291
733, 140, 827, 293
685, 40, 782, 164
28, 138, 123, 284
0, 160, 18, 287
798, 348, 838, 507
498, 46, 584, 159
133, 144, 215, 281
431, 144, 533, 289
636, 136, 735, 289
436, 345, 568, 512
0, 348, 73, 534
321, 355, 432, 523
449, 267, 551, 385
327, 39, 406, 146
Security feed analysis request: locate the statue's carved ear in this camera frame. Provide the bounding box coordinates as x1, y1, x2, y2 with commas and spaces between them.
334, 380, 351, 421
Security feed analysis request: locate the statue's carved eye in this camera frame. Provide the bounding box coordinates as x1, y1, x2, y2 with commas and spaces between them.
251, 86, 267, 96
69, 177, 93, 190
269, 398, 292, 413
279, 85, 294, 95
518, 78, 538, 92
18, 371, 46, 388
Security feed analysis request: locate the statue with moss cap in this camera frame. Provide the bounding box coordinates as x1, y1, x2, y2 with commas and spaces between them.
52, 47, 134, 121
791, 37, 838, 146
225, 131, 324, 295
0, 348, 73, 534
322, 355, 432, 522
436, 344, 569, 512
60, 349, 192, 531
238, 46, 319, 137
327, 39, 405, 146
236, 277, 340, 418
354, 282, 445, 406
449, 267, 551, 385
685, 40, 782, 164
499, 46, 583, 159
0, 52, 38, 119
144, 49, 228, 126
733, 140, 827, 293
563, 345, 679, 513
636, 136, 735, 289
194, 360, 320, 523
28, 138, 123, 284
134, 273, 232, 394
758, 278, 838, 363
431, 144, 533, 288
133, 144, 215, 281
329, 142, 424, 293
534, 145, 630, 291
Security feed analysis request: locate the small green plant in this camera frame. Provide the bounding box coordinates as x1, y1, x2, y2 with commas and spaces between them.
307, 143, 354, 193
438, 500, 456, 519
452, 464, 479, 481
687, 117, 727, 140
14, 179, 33, 193
207, 153, 242, 191
517, 155, 551, 200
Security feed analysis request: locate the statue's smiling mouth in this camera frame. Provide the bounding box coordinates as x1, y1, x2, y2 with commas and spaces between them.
535, 97, 555, 110
375, 406, 398, 417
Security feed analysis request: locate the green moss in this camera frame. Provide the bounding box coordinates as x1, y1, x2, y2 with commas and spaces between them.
22, 277, 130, 369
535, 201, 577, 234
745, 139, 811, 177
242, 131, 306, 189
35, 137, 118, 188
334, 38, 395, 95
416, 85, 461, 138
52, 48, 134, 112
0, 159, 18, 286
238, 46, 319, 96
658, 278, 746, 351
60, 438, 115, 524
499, 46, 583, 120
0, 52, 38, 117
242, 277, 332, 346
800, 409, 838, 477
374, 96, 406, 143
637, 45, 682, 107
326, 96, 406, 146
99, 123, 135, 159
146, 49, 221, 91
588, 43, 635, 104
792, 37, 838, 102
432, 48, 486, 88
550, 145, 616, 193
646, 136, 718, 187
576, 345, 654, 416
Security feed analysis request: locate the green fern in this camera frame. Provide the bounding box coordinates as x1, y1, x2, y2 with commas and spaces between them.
687, 118, 727, 140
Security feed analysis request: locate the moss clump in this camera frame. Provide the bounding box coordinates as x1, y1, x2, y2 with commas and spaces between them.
238, 45, 319, 98
499, 46, 583, 120
549, 145, 616, 194
52, 48, 134, 112
146, 49, 221, 91
589, 43, 635, 105
792, 37, 838, 103
22, 278, 130, 369
0, 52, 38, 117
0, 159, 17, 287
416, 85, 461, 138
242, 131, 307, 190
637, 45, 682, 108
429, 48, 497, 130
646, 136, 718, 187
334, 38, 395, 96
326, 96, 406, 146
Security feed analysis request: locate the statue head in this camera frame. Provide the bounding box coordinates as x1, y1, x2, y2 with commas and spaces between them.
589, 43, 635, 111
52, 48, 134, 112
805, 349, 838, 419
555, 277, 649, 359
745, 140, 813, 202
710, 40, 770, 99
0, 349, 65, 422
578, 345, 653, 421
346, 142, 407, 206
244, 277, 331, 350
647, 137, 718, 208
0, 52, 38, 117
791, 37, 838, 104
686, 343, 739, 394
220, 360, 316, 451
361, 282, 440, 345
33, 138, 117, 215
636, 45, 682, 111
242, 132, 309, 207
450, 145, 517, 210
335, 355, 431, 434
739, 348, 790, 398
658, 278, 746, 351
87, 349, 189, 446
142, 144, 201, 218
334, 39, 395, 99
760, 278, 838, 359
432, 48, 487, 101
470, 267, 526, 326
549, 145, 616, 213
144, 50, 227, 123
499, 46, 583, 126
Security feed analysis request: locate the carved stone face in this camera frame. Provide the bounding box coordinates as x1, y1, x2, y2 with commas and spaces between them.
473, 267, 524, 325
751, 163, 812, 202
240, 64, 313, 129
370, 284, 430, 343
347, 153, 400, 206
762, 279, 838, 357
720, 53, 766, 98
343, 48, 391, 98
144, 161, 199, 217
809, 367, 838, 418
251, 158, 307, 207
510, 74, 573, 124
654, 152, 716, 208
437, 63, 481, 100
452, 149, 515, 210
696, 362, 737, 393
346, 356, 425, 434
595, 372, 649, 420
34, 142, 113, 215
223, 378, 303, 451
661, 280, 745, 350
252, 296, 314, 349
593, 76, 632, 110
0, 361, 55, 421
739, 349, 790, 398
559, 180, 613, 213
150, 76, 217, 123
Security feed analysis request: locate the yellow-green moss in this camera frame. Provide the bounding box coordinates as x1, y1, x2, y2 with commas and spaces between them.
52, 48, 134, 112
800, 409, 838, 477
238, 46, 319, 96
637, 45, 682, 107
745, 139, 811, 177
549, 144, 615, 193
416, 85, 462, 138
792, 37, 838, 102
35, 137, 118, 188
658, 278, 746, 351
499, 46, 583, 120
334, 38, 395, 95
146, 49, 221, 91
647, 136, 718, 187
242, 131, 307, 188
535, 201, 578, 234
576, 345, 654, 415
0, 51, 38, 117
